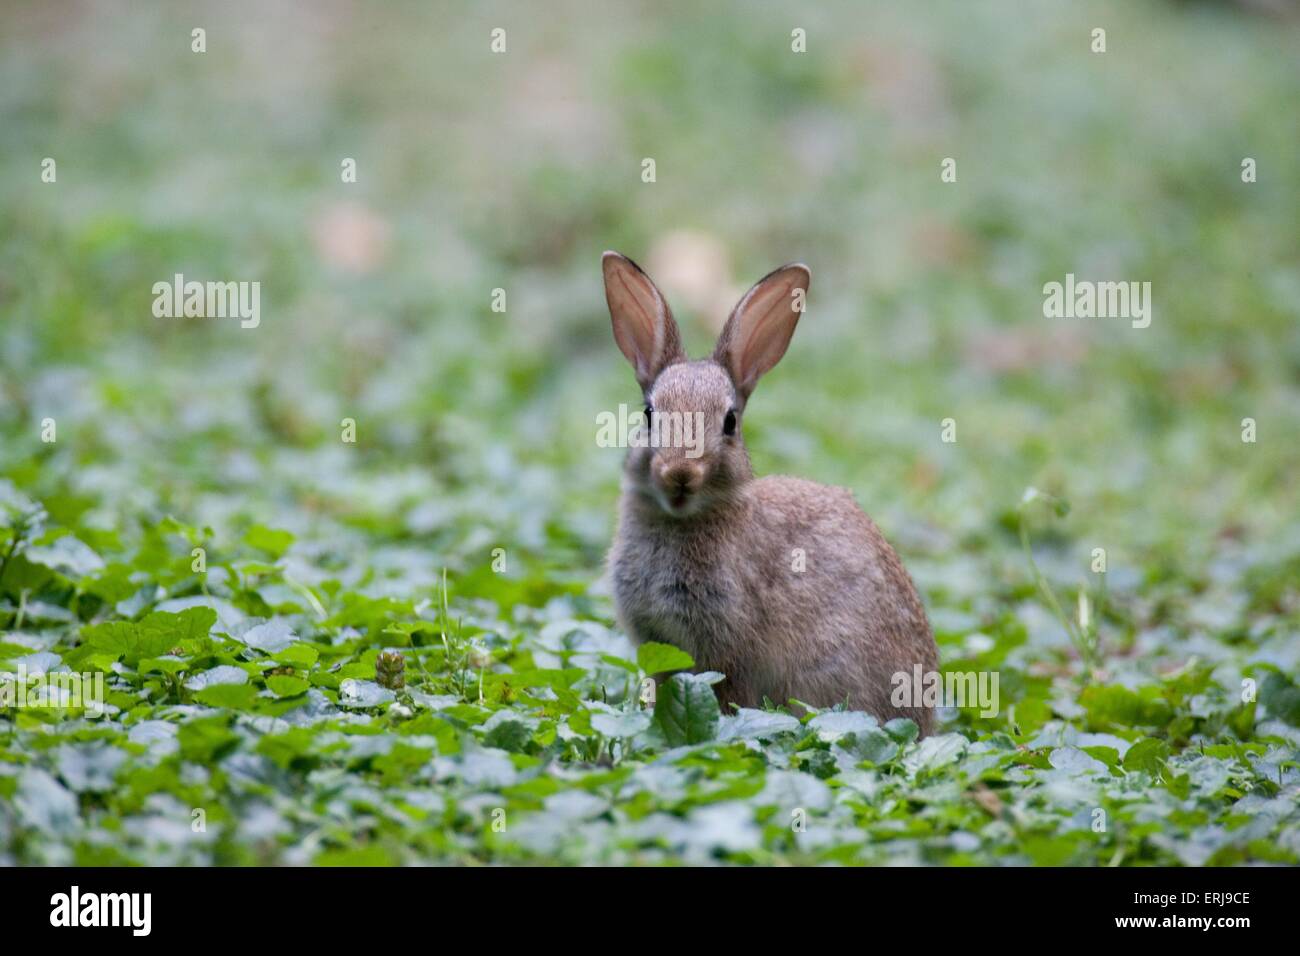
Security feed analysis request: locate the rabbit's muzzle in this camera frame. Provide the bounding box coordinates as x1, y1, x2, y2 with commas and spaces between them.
653, 459, 704, 513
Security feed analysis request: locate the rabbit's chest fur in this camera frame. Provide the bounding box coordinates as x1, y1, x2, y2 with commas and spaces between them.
609, 513, 749, 667
610, 476, 936, 730
610, 479, 854, 672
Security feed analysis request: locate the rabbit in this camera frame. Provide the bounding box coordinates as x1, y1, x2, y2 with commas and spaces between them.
602, 251, 939, 736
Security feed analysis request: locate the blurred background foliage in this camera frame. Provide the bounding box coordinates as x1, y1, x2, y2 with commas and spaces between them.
3, 1, 1297, 567
0, 0, 1298, 863
2, 0, 1300, 868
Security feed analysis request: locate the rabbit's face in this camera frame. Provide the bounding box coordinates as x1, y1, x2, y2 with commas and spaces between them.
627, 360, 752, 517
603, 251, 808, 519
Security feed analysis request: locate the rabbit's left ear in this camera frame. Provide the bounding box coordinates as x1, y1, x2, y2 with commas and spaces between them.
603, 251, 686, 391
714, 263, 810, 400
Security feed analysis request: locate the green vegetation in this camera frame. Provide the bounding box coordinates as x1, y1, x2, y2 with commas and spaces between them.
1, 1, 1298, 865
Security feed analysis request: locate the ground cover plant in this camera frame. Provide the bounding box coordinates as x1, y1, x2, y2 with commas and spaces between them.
1, 0, 1298, 865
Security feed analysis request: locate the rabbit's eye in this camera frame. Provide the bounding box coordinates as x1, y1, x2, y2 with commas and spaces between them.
643, 405, 653, 429
723, 410, 737, 436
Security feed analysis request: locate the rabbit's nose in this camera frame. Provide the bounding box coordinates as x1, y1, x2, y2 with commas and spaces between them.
659, 461, 702, 494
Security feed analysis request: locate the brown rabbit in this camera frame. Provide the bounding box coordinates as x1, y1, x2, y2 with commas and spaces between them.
602, 251, 938, 736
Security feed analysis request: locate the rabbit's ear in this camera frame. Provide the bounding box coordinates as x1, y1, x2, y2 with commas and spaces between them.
714, 263, 810, 399
603, 251, 686, 391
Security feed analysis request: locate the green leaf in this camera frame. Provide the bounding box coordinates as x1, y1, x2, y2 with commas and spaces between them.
14, 769, 79, 836
883, 718, 920, 745
55, 743, 127, 793
266, 674, 310, 698
185, 665, 248, 690
144, 606, 219, 643
193, 683, 259, 709
314, 846, 396, 866
78, 607, 216, 667
177, 715, 240, 762
636, 641, 694, 674
245, 524, 294, 559
1260, 672, 1300, 727
240, 619, 297, 653
903, 733, 969, 775
1228, 701, 1256, 739
590, 709, 653, 738
1080, 684, 1173, 730
482, 716, 535, 752
495, 668, 584, 691
844, 726, 900, 764
598, 654, 640, 674
256, 727, 318, 769
1122, 738, 1171, 775
719, 708, 801, 741
24, 534, 104, 579
1165, 772, 1191, 799
1081, 745, 1121, 769
273, 644, 319, 669
1049, 746, 1107, 775
1021, 834, 1079, 866
79, 621, 164, 666
809, 711, 878, 741
653, 673, 719, 746
138, 656, 188, 676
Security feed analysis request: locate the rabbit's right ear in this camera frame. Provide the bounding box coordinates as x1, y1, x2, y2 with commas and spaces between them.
713, 263, 810, 400
603, 251, 686, 391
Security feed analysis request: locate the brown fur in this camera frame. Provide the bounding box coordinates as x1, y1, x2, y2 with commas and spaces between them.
602, 252, 938, 736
